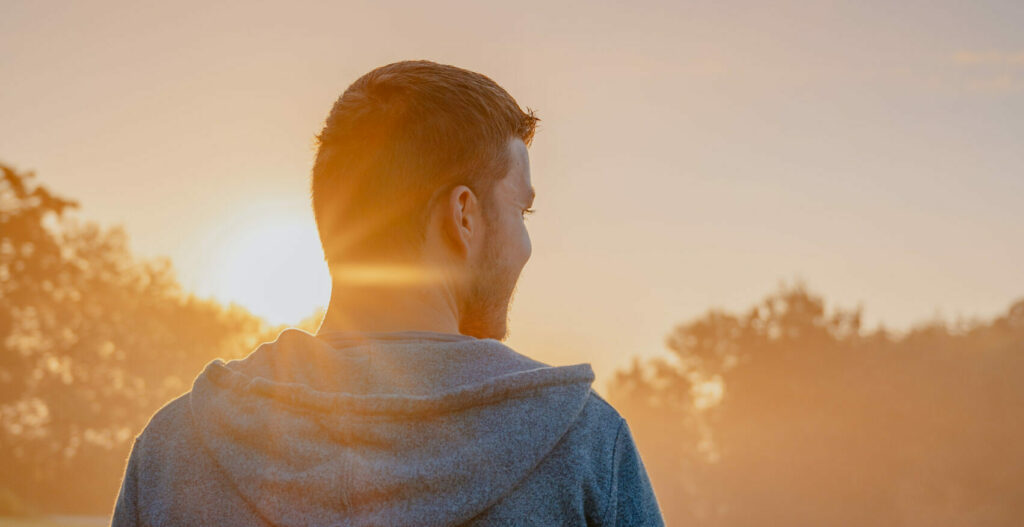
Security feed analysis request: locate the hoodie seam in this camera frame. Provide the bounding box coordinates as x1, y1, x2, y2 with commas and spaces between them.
600, 418, 627, 526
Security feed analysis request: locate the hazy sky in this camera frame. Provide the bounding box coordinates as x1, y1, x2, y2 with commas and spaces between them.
3, 0, 1022, 392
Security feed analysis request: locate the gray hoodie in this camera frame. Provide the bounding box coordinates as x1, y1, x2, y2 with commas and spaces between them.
111, 328, 664, 526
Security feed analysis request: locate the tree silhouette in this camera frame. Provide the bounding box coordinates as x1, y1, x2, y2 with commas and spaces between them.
610, 285, 1024, 526
0, 163, 288, 514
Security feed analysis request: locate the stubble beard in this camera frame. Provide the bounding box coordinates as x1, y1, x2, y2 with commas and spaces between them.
457, 230, 518, 341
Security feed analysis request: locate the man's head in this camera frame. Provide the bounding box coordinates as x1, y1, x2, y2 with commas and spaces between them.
311, 60, 538, 340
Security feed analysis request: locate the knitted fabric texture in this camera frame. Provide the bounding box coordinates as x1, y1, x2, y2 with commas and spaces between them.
111, 328, 664, 526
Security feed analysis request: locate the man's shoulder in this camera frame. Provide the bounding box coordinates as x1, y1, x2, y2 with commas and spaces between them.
546, 388, 627, 470
132, 391, 195, 456
558, 390, 664, 526
577, 388, 627, 436
468, 389, 629, 525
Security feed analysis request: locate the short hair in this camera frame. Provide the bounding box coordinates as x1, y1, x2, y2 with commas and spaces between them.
311, 60, 538, 267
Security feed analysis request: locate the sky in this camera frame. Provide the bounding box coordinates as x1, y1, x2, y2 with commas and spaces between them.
3, 0, 1023, 392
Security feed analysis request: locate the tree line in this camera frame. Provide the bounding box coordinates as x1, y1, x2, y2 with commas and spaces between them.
610, 285, 1024, 525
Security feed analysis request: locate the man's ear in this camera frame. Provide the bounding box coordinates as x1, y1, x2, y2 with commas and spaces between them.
443, 184, 480, 258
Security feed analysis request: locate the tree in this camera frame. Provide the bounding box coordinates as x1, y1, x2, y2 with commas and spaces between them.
610, 285, 1024, 526
0, 163, 284, 513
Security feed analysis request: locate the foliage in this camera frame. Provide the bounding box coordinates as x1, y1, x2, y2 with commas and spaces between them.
610, 285, 1024, 526
0, 163, 285, 513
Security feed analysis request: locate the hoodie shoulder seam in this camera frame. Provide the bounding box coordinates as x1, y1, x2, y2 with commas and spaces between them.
600, 417, 627, 525
586, 389, 621, 416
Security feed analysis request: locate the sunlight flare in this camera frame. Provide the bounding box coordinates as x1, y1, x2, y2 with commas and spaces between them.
327, 262, 448, 286
189, 204, 331, 325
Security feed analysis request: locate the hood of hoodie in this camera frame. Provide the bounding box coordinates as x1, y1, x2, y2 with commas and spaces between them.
187, 328, 596, 527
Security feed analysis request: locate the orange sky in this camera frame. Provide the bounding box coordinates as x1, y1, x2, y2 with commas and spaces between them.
3, 0, 1023, 392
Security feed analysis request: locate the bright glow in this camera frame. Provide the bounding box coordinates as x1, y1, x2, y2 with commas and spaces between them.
329, 263, 447, 286
188, 203, 331, 326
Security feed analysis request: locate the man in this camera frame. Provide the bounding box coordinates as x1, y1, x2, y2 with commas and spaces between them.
111, 60, 664, 526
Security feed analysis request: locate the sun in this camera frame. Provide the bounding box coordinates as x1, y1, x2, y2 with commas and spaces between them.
189, 203, 332, 326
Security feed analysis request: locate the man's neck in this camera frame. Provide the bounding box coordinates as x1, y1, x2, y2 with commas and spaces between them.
316, 282, 461, 336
